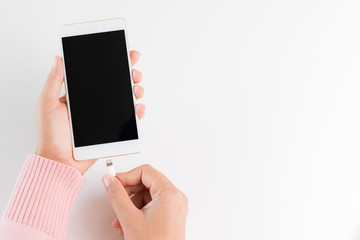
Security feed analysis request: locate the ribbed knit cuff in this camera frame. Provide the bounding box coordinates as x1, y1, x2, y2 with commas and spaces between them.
3, 154, 86, 240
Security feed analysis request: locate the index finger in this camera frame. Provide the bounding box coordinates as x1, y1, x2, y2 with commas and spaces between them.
116, 164, 174, 198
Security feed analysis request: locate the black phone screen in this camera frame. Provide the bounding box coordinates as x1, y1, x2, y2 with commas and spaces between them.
62, 30, 138, 147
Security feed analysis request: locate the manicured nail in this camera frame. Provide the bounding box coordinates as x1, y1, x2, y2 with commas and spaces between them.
102, 175, 112, 189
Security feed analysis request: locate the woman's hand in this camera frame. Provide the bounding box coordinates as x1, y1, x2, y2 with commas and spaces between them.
102, 165, 188, 240
35, 51, 145, 175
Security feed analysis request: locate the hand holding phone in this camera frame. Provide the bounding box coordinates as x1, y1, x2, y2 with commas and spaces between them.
35, 52, 144, 174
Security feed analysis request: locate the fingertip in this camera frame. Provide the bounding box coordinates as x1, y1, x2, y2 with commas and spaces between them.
115, 173, 126, 183
134, 85, 144, 99
132, 69, 143, 83
102, 174, 115, 189
116, 172, 124, 178
53, 56, 64, 80
54, 56, 62, 68
103, 174, 116, 179
131, 50, 140, 58
130, 50, 141, 65
135, 104, 145, 119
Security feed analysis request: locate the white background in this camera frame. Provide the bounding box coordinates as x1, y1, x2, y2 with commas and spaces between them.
1, 0, 360, 239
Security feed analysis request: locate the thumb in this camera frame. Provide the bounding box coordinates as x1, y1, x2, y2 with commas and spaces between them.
102, 175, 141, 224
40, 56, 64, 103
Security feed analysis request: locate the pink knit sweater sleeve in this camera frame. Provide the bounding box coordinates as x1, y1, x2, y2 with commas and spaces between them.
0, 154, 86, 240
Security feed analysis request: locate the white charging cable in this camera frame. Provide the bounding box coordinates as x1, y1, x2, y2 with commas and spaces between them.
106, 159, 116, 176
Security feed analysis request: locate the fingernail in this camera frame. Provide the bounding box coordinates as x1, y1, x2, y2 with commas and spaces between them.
134, 85, 139, 95
102, 175, 112, 189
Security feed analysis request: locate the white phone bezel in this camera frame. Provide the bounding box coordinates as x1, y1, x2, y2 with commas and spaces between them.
59, 18, 140, 160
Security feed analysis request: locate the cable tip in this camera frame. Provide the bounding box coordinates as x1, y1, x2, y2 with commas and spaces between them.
105, 159, 116, 176
106, 159, 113, 167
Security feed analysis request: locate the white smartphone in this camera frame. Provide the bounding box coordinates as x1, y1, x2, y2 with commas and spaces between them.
59, 18, 140, 160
